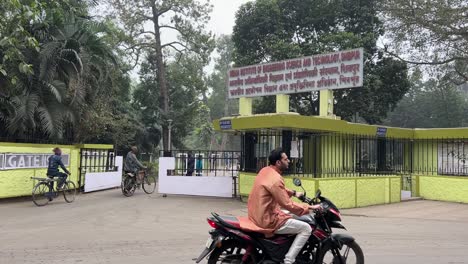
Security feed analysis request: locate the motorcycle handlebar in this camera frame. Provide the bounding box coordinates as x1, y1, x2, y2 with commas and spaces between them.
297, 194, 327, 217
298, 194, 315, 205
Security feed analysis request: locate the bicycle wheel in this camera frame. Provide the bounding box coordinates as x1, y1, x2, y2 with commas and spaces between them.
62, 181, 76, 203
121, 175, 136, 197
32, 182, 51, 207
142, 174, 157, 194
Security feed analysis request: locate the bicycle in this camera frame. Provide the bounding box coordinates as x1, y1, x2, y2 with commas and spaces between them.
121, 169, 156, 197
31, 177, 76, 206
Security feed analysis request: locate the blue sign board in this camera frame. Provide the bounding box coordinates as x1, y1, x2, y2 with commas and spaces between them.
220, 120, 232, 130
376, 127, 387, 137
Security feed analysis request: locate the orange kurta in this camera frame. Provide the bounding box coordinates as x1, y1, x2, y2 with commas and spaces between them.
239, 166, 310, 237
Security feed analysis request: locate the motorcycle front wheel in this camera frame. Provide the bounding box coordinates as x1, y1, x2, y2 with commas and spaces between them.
317, 240, 364, 264
207, 240, 255, 264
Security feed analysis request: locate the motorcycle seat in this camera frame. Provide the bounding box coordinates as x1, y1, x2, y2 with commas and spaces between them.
212, 214, 242, 229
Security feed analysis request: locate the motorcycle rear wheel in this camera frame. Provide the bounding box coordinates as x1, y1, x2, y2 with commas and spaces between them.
317, 240, 364, 264
207, 240, 255, 264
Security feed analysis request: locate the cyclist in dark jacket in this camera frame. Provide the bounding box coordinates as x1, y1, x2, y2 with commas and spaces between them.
124, 146, 147, 185
47, 147, 70, 189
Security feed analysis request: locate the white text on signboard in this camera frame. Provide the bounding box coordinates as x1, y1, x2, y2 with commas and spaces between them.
0, 153, 70, 170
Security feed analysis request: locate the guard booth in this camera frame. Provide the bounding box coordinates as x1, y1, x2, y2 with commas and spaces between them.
214, 48, 468, 207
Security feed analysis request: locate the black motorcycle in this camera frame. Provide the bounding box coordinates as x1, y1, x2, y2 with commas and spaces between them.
195, 178, 364, 264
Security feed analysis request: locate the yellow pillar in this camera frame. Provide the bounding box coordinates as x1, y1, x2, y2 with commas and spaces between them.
276, 94, 290, 113
319, 90, 334, 117
239, 97, 253, 116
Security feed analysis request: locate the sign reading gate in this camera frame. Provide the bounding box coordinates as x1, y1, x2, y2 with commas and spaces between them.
0, 153, 70, 170
228, 48, 364, 99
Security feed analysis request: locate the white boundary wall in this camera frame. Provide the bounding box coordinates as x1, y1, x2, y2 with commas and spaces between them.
158, 157, 232, 197
84, 156, 123, 193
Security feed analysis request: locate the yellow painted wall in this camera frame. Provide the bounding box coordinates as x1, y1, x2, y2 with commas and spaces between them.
390, 177, 401, 203
418, 175, 468, 203
0, 142, 113, 198
317, 178, 356, 208
240, 172, 400, 209
355, 177, 401, 207
276, 94, 290, 113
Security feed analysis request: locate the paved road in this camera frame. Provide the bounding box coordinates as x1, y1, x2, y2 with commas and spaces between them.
1, 189, 467, 264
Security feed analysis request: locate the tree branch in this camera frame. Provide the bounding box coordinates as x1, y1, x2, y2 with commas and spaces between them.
159, 24, 206, 54
159, 24, 181, 33
167, 44, 187, 54
161, 41, 189, 50
454, 66, 468, 83
133, 10, 153, 21
124, 42, 154, 51
138, 31, 156, 37
385, 49, 464, 65
158, 5, 174, 16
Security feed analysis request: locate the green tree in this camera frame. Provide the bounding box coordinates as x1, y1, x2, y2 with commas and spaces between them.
6, 16, 118, 138
380, 0, 468, 84
0, 0, 136, 146
385, 70, 468, 128
184, 104, 215, 150
133, 53, 207, 152
109, 0, 214, 152
207, 35, 239, 150
207, 35, 236, 121
76, 69, 143, 151
0, 0, 42, 85
233, 0, 410, 124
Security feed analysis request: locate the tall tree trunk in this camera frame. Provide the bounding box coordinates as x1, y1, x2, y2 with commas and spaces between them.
152, 4, 170, 152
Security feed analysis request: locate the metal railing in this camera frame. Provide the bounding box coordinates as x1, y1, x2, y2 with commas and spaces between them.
78, 148, 118, 188
241, 131, 468, 178
160, 150, 241, 178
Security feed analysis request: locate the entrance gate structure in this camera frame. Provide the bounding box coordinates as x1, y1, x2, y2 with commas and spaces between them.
212, 48, 468, 206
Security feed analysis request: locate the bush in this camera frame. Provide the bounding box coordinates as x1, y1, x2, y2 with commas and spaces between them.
143, 161, 159, 177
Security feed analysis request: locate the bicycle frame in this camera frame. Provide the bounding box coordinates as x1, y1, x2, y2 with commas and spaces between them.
45, 179, 59, 200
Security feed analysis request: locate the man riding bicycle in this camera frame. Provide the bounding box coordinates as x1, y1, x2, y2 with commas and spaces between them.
47, 147, 70, 190
124, 146, 147, 184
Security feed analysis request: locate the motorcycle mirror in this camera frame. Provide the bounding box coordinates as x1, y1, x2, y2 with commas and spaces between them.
293, 178, 302, 187
315, 189, 321, 198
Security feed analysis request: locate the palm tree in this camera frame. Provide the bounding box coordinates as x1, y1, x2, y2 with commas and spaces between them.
4, 13, 117, 141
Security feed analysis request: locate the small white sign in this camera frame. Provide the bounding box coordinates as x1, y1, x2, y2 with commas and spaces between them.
290, 141, 300, 158
438, 142, 468, 175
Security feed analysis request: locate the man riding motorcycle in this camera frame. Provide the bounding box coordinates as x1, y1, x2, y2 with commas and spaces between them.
240, 148, 322, 264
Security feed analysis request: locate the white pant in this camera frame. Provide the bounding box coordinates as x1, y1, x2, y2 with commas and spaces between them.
275, 219, 312, 264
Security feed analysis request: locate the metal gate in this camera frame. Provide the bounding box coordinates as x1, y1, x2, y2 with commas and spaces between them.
78, 148, 117, 191
161, 150, 241, 197
401, 174, 413, 199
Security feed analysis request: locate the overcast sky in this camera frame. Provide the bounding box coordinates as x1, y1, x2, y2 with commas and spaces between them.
207, 0, 252, 36
111, 0, 253, 80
